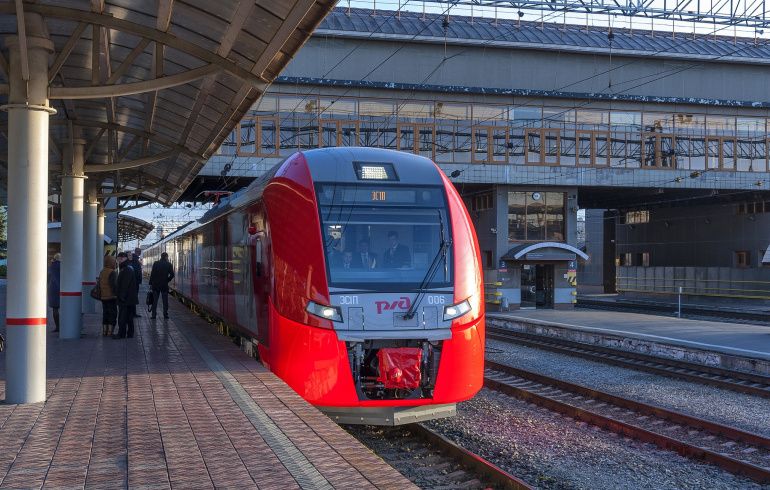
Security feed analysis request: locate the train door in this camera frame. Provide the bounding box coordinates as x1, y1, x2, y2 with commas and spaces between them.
215, 218, 231, 320
231, 212, 252, 331
248, 209, 270, 347
535, 264, 554, 308
520, 265, 536, 309
520, 263, 555, 309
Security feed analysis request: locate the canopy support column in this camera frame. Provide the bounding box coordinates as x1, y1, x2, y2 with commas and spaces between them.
97, 204, 105, 272
2, 12, 55, 404
82, 184, 98, 313
60, 139, 86, 339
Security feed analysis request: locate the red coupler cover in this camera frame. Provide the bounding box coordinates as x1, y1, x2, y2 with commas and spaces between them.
377, 347, 422, 389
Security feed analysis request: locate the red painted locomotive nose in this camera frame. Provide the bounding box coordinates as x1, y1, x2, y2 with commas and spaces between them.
389, 367, 403, 383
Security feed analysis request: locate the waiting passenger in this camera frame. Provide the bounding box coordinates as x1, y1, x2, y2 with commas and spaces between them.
98, 255, 118, 336
382, 231, 411, 269
353, 240, 377, 269
47, 253, 61, 333
113, 252, 138, 339
149, 252, 175, 319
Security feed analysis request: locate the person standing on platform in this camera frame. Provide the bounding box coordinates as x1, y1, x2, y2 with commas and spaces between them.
98, 255, 118, 336
132, 247, 143, 284
129, 250, 143, 318
113, 252, 138, 339
149, 252, 175, 319
47, 253, 61, 333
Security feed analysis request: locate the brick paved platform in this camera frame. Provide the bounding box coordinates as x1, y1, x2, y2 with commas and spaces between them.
0, 288, 414, 489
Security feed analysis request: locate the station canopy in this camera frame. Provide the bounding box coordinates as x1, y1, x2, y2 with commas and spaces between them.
0, 0, 334, 204
118, 213, 154, 242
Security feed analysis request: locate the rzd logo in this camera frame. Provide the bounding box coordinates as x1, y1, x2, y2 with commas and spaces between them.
375, 296, 411, 314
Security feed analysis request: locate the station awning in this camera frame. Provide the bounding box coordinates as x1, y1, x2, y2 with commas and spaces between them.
502, 242, 589, 262
0, 1, 335, 205
117, 214, 154, 243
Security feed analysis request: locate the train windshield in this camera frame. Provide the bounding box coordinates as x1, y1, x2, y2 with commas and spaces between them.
316, 184, 453, 290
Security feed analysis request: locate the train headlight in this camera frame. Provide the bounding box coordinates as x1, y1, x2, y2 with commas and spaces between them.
306, 301, 343, 323
443, 299, 472, 321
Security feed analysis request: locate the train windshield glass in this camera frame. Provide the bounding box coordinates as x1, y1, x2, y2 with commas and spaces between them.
316, 184, 453, 290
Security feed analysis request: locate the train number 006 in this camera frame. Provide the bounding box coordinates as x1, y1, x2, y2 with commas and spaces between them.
427, 296, 446, 305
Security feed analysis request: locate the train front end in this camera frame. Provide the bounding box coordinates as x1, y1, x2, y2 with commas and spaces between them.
265, 148, 484, 425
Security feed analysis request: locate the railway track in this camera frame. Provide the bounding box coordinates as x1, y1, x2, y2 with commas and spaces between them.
484, 360, 770, 484
345, 423, 532, 489
487, 327, 770, 398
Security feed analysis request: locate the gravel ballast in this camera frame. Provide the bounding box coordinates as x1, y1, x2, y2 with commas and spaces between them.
424, 389, 762, 489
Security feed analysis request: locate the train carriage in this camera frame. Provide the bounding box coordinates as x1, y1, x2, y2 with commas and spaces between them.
145, 148, 485, 425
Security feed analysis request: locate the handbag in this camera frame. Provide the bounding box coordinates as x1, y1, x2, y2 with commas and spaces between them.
146, 290, 154, 311
90, 279, 101, 300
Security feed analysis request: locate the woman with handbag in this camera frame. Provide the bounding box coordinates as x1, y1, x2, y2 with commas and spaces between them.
97, 255, 118, 336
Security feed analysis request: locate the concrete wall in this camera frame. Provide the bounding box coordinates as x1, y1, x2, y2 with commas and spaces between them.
616, 203, 770, 268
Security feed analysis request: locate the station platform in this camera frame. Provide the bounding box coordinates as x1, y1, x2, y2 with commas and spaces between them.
488, 309, 770, 375
0, 283, 413, 489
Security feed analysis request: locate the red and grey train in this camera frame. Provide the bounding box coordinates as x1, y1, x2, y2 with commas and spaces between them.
144, 147, 485, 424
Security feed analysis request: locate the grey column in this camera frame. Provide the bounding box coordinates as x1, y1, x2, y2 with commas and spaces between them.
2, 13, 55, 403
97, 204, 105, 273
60, 139, 86, 339
82, 184, 98, 313
104, 197, 119, 251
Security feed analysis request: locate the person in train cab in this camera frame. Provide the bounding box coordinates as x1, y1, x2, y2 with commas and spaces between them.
326, 234, 343, 265
98, 255, 118, 336
129, 249, 143, 318
382, 231, 411, 269
149, 252, 175, 319
47, 253, 61, 333
113, 252, 138, 339
352, 239, 377, 269
341, 251, 354, 270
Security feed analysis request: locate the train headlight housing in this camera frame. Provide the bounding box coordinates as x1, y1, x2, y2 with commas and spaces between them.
443, 299, 472, 321
306, 301, 343, 323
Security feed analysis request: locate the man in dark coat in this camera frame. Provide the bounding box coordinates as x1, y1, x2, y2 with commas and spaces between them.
47, 253, 61, 332
131, 248, 143, 284
382, 231, 411, 268
129, 249, 143, 318
114, 252, 139, 339
149, 252, 175, 319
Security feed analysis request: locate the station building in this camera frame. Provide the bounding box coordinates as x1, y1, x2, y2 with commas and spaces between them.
191, 7, 770, 309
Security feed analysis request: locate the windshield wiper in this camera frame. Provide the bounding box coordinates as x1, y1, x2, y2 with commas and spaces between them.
403, 210, 451, 320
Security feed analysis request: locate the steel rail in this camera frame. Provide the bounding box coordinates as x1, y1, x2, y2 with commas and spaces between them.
487, 327, 770, 398
405, 423, 533, 490
484, 363, 770, 484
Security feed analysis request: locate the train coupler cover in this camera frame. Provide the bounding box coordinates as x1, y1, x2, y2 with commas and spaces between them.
376, 347, 422, 389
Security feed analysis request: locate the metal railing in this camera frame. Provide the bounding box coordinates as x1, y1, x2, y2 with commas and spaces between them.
617, 266, 770, 299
